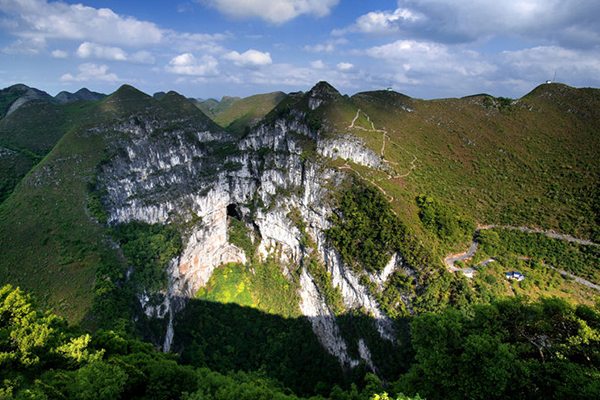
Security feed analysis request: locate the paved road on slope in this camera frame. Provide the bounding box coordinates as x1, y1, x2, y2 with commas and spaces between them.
445, 226, 600, 291
345, 110, 600, 292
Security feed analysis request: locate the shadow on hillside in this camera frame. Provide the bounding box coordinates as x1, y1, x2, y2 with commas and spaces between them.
164, 297, 412, 396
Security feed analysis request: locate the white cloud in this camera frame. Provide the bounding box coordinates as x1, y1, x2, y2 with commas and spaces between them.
50, 49, 68, 58
166, 53, 219, 76
0, 0, 164, 47
500, 46, 600, 85
367, 39, 496, 77
77, 42, 127, 61
365, 39, 498, 95
337, 0, 600, 48
304, 43, 334, 53
169, 32, 229, 54
337, 62, 353, 71
334, 7, 423, 36
0, 0, 232, 73
2, 37, 46, 54
230, 62, 364, 92
177, 2, 194, 13
75, 42, 156, 64
199, 0, 339, 24
303, 38, 347, 53
310, 60, 325, 69
59, 63, 120, 82
223, 49, 272, 68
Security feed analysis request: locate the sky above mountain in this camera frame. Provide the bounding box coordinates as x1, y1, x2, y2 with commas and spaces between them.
1, 0, 599, 100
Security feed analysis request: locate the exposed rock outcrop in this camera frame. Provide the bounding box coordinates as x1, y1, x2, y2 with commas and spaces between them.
95, 85, 398, 370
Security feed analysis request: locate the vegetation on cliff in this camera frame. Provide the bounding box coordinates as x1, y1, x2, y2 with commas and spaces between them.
2, 81, 600, 400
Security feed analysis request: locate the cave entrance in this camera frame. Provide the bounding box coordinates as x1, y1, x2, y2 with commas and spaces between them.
227, 204, 240, 220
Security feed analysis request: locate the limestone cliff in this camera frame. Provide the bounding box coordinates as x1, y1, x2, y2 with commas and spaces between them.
94, 83, 400, 370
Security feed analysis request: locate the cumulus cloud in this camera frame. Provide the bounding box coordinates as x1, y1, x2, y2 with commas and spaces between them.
166, 53, 219, 76
50, 49, 68, 58
0, 0, 236, 77
500, 46, 600, 86
59, 63, 120, 82
198, 0, 339, 24
75, 42, 156, 64
310, 60, 325, 69
337, 62, 353, 71
365, 39, 499, 95
223, 49, 272, 68
337, 0, 600, 48
333, 7, 423, 36
77, 42, 127, 61
0, 0, 164, 47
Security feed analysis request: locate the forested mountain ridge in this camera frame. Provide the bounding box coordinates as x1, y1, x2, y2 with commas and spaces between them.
1, 81, 599, 399
192, 91, 287, 136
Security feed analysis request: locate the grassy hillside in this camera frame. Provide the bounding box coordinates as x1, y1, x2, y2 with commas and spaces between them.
214, 91, 287, 135
0, 85, 223, 323
343, 83, 600, 243
2, 80, 599, 320
0, 86, 26, 118
1, 81, 600, 400
0, 96, 111, 204
194, 95, 240, 118
194, 92, 287, 136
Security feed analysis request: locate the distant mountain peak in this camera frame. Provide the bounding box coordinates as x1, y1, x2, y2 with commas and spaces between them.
0, 84, 54, 116
308, 81, 340, 98
4, 83, 31, 92
55, 88, 106, 104
109, 84, 152, 102
221, 95, 241, 102
305, 81, 341, 110
162, 90, 194, 105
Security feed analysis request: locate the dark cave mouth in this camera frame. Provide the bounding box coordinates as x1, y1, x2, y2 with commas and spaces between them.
227, 204, 241, 220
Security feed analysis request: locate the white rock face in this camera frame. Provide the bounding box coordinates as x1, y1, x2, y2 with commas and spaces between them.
299, 269, 359, 369
308, 97, 323, 110
318, 135, 383, 169
98, 110, 398, 369
358, 339, 377, 374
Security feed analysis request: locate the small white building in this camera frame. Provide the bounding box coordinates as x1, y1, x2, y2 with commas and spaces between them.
505, 271, 525, 281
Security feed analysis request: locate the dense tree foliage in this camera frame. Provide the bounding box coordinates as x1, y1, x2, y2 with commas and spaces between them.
394, 296, 600, 400
327, 183, 411, 273
110, 222, 183, 293
6, 282, 600, 400
477, 228, 600, 284
416, 195, 474, 245
175, 298, 348, 396
1, 284, 392, 400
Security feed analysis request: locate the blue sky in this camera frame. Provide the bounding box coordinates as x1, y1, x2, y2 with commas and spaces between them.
1, 0, 599, 100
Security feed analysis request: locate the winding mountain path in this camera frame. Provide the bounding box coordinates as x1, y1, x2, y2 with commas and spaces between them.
344, 108, 419, 188
345, 110, 600, 292
478, 225, 598, 246
445, 226, 600, 291
338, 163, 395, 204
342, 108, 421, 205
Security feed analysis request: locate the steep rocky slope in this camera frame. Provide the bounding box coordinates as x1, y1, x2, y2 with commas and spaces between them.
2, 80, 599, 383
89, 82, 399, 368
